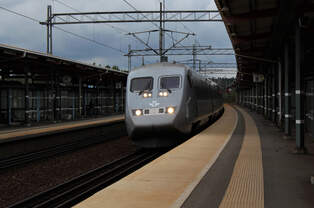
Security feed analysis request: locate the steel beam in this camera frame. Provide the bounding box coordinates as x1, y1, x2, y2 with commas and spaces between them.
233, 32, 272, 42
40, 10, 222, 25
224, 8, 279, 23
126, 47, 235, 57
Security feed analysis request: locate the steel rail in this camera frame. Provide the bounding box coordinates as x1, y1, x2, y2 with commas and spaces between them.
8, 149, 164, 208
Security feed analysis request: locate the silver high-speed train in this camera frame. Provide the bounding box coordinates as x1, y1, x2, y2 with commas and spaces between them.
125, 62, 223, 148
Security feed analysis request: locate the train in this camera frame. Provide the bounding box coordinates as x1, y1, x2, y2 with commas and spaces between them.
125, 62, 224, 148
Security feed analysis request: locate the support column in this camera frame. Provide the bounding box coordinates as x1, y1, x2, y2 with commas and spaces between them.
47, 5, 53, 54
272, 66, 277, 122
78, 77, 82, 118
84, 88, 87, 117
36, 90, 40, 122
255, 83, 258, 112
253, 85, 255, 110
257, 83, 260, 113
51, 72, 56, 122
72, 93, 75, 120
267, 73, 271, 119
24, 70, 31, 126
278, 61, 283, 128
264, 75, 268, 117
128, 45, 132, 71
257, 84, 260, 113
250, 87, 253, 110
121, 81, 124, 113
268, 70, 273, 120
57, 76, 61, 120
113, 81, 117, 113
284, 43, 292, 137
7, 88, 12, 125
295, 23, 305, 152
251, 88, 253, 109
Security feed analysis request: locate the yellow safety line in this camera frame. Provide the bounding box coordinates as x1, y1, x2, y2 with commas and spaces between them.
170, 107, 238, 208
219, 106, 264, 208
75, 104, 238, 208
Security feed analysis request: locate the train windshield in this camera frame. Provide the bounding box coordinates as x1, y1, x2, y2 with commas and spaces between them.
130, 77, 153, 92
160, 76, 180, 89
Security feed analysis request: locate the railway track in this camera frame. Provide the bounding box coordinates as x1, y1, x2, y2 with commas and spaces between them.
8, 149, 164, 208
0, 135, 126, 170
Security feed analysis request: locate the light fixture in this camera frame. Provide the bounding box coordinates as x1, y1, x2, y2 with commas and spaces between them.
167, 107, 175, 114
135, 109, 142, 116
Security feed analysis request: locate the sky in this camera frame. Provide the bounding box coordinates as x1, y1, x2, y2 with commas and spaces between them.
0, 0, 235, 73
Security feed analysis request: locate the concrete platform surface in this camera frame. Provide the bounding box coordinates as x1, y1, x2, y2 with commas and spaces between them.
0, 115, 124, 142
75, 105, 238, 208
74, 105, 314, 208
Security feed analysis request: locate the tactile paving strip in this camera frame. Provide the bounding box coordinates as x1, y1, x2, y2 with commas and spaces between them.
75, 105, 238, 208
219, 106, 264, 208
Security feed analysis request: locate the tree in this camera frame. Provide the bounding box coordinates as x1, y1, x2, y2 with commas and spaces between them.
112, 65, 120, 71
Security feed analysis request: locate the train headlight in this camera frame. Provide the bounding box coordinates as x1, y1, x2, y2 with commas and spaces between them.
167, 107, 175, 114
159, 91, 169, 97
142, 92, 152, 98
135, 109, 142, 116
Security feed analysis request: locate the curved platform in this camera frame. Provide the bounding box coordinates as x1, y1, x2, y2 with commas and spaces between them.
75, 105, 238, 207
74, 104, 314, 208
0, 115, 124, 143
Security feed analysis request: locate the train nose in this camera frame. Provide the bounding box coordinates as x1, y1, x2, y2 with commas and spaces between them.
131, 106, 176, 117
127, 105, 177, 132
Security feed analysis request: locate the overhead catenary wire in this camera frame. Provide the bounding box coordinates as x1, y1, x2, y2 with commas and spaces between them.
121, 0, 205, 64
0, 6, 40, 23
121, 0, 191, 47
53, 0, 129, 34
0, 5, 125, 54
53, 26, 125, 53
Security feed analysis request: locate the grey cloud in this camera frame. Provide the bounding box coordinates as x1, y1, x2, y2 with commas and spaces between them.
0, 0, 234, 71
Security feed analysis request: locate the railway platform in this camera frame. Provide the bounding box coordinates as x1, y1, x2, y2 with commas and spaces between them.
0, 114, 125, 160
0, 115, 124, 143
75, 104, 314, 208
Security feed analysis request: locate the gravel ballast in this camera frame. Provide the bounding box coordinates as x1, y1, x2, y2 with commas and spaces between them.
0, 136, 137, 208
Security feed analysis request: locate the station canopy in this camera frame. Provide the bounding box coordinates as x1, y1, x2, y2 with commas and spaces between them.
215, 0, 314, 88
0, 43, 127, 84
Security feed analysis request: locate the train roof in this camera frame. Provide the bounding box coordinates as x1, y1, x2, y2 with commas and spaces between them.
132, 62, 189, 72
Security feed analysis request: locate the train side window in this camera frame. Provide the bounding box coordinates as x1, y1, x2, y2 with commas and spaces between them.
130, 77, 153, 92
160, 76, 181, 89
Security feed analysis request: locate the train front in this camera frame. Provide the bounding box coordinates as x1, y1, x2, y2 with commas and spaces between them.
125, 63, 189, 148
